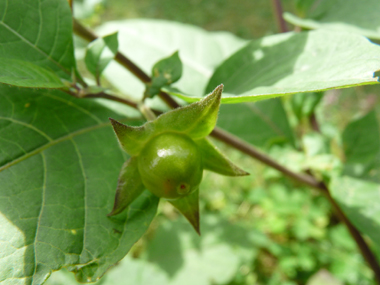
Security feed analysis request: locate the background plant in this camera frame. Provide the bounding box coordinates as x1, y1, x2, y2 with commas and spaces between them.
1, 0, 380, 285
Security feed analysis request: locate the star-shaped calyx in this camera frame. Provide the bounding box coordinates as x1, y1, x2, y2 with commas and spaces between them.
108, 85, 249, 234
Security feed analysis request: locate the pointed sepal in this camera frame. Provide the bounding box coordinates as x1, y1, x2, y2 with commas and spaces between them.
109, 118, 154, 156
154, 84, 223, 139
108, 157, 145, 216
168, 189, 200, 235
195, 138, 249, 176
110, 85, 223, 155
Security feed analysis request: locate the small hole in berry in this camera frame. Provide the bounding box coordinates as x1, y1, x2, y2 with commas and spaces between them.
177, 183, 190, 195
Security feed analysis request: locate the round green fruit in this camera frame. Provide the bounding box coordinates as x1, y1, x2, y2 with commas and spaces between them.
137, 132, 203, 200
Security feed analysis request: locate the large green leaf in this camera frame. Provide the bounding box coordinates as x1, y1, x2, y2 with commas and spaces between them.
0, 85, 159, 284
284, 0, 380, 40
330, 176, 380, 249
0, 0, 76, 80
96, 19, 247, 100
217, 99, 295, 148
202, 30, 380, 104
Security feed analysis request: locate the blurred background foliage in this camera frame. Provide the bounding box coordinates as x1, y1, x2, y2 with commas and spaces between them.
74, 0, 295, 39
47, 0, 380, 284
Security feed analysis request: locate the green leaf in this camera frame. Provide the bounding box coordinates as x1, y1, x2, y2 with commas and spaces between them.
0, 85, 159, 283
203, 30, 380, 103
217, 99, 295, 148
284, 0, 380, 40
330, 176, 380, 249
145, 51, 183, 98
263, 138, 341, 180
108, 157, 145, 216
293, 0, 316, 15
97, 19, 247, 100
85, 32, 119, 81
0, 58, 65, 88
195, 138, 249, 176
0, 0, 76, 80
367, 153, 380, 184
109, 85, 223, 156
169, 189, 200, 235
342, 111, 380, 180
291, 92, 323, 121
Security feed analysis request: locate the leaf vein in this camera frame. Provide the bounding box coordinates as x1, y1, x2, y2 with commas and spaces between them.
0, 0, 8, 22
0, 122, 110, 173
31, 152, 47, 284
34, 0, 42, 48
0, 117, 53, 142
71, 139, 88, 264
40, 93, 103, 124
0, 21, 70, 76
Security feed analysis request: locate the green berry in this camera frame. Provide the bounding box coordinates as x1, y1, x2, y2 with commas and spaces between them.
137, 132, 203, 200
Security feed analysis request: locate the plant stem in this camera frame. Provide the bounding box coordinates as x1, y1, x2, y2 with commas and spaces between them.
211, 128, 323, 190
72, 19, 380, 282
271, 0, 288, 33
322, 184, 380, 284
73, 19, 151, 84
309, 112, 321, 132
83, 91, 138, 109
138, 103, 157, 121
270, 1, 324, 156
158, 90, 181, 109
73, 19, 97, 42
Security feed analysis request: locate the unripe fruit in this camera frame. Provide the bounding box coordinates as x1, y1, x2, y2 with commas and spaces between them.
137, 132, 203, 200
